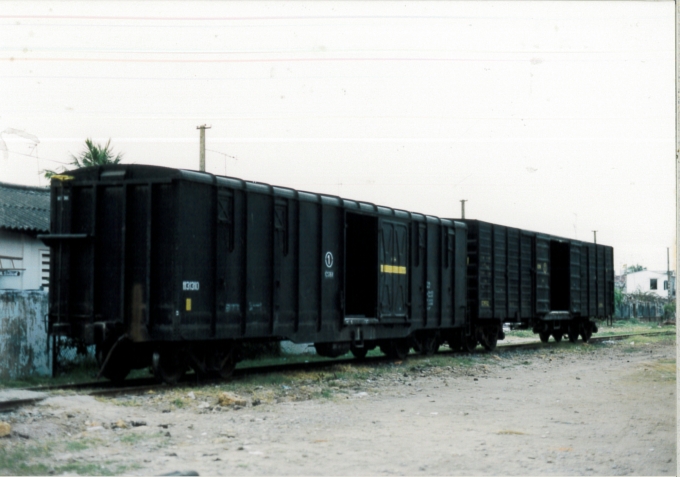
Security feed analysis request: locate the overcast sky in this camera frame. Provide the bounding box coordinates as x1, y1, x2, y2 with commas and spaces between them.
1, 1, 675, 273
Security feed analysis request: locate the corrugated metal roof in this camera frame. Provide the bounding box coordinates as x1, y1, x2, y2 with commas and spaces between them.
0, 182, 50, 233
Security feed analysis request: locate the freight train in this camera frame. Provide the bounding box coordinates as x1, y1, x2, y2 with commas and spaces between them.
41, 165, 614, 383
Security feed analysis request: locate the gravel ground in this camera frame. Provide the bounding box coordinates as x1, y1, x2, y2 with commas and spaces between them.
0, 334, 675, 476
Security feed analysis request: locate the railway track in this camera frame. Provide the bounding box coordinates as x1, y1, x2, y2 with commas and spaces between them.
9, 329, 675, 404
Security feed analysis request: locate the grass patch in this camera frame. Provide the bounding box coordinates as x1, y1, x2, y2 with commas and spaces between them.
641, 359, 676, 382
0, 441, 133, 476
505, 329, 535, 338
65, 440, 90, 452
119, 433, 145, 445
0, 444, 53, 475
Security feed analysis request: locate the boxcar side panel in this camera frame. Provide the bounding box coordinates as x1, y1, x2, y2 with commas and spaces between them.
492, 225, 507, 320
477, 222, 493, 319
297, 201, 321, 337
587, 244, 597, 316
453, 222, 468, 328
605, 246, 614, 316
519, 231, 534, 319
596, 245, 606, 316
463, 221, 479, 322
439, 225, 454, 328
94, 185, 125, 326
426, 222, 442, 325
569, 243, 582, 315
411, 221, 427, 326
507, 228, 520, 320
535, 235, 550, 314
319, 204, 343, 339
272, 196, 299, 337
125, 184, 152, 342
149, 183, 176, 334
177, 181, 215, 340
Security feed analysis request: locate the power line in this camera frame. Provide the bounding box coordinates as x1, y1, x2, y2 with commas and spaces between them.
7, 150, 70, 165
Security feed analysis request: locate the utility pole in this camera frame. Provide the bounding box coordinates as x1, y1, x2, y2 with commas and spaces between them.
592, 230, 597, 244
197, 124, 211, 172
460, 200, 467, 219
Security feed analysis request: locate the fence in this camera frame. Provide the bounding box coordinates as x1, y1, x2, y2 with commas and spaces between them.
616, 294, 669, 321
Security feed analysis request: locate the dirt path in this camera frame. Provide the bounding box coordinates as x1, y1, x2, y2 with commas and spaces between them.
1, 336, 676, 476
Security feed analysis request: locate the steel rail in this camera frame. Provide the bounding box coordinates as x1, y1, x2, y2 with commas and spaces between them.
15, 329, 677, 399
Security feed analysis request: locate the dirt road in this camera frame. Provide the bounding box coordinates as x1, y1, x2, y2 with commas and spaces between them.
1, 335, 676, 476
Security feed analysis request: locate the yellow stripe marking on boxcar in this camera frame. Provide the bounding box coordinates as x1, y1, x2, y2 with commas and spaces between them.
380, 264, 407, 274
186, 298, 192, 311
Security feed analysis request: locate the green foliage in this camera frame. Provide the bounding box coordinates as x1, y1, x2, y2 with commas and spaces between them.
43, 138, 123, 179
664, 301, 676, 318
614, 288, 623, 308
626, 264, 646, 273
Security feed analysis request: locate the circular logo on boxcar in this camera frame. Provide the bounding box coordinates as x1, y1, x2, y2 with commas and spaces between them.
325, 251, 333, 268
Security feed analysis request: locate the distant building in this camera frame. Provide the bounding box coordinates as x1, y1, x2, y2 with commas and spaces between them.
0, 181, 53, 378
0, 182, 50, 290
625, 269, 675, 300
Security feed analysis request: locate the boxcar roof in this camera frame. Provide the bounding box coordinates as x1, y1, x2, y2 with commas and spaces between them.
454, 218, 612, 249
57, 164, 464, 227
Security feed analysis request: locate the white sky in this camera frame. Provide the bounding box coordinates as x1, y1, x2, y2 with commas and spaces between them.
0, 1, 675, 273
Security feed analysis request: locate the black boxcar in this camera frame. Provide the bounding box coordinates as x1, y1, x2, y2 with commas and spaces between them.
43, 165, 469, 382
461, 220, 613, 343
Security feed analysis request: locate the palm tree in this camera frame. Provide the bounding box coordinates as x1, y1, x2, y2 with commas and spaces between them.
43, 138, 124, 178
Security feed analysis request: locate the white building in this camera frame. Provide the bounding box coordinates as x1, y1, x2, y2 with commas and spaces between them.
625, 269, 675, 299
0, 182, 50, 290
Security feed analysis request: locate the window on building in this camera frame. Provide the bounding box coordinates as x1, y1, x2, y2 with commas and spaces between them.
650, 278, 657, 290
664, 280, 669, 290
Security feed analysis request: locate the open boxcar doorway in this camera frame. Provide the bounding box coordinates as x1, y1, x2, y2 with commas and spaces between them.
345, 213, 378, 318
550, 240, 571, 311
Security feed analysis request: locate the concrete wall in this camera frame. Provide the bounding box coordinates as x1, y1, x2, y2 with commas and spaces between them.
0, 229, 49, 291
0, 290, 51, 379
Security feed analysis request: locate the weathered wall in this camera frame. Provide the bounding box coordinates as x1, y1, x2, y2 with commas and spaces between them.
0, 290, 50, 379
615, 297, 666, 321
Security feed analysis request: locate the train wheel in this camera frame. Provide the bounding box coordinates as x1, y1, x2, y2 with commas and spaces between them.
152, 350, 187, 385
420, 335, 440, 356
446, 333, 462, 352
351, 346, 368, 359
538, 331, 551, 343
380, 340, 410, 360
96, 338, 131, 384
481, 327, 499, 351
568, 326, 579, 343
462, 333, 478, 352
580, 326, 592, 343
211, 347, 237, 380
552, 332, 563, 343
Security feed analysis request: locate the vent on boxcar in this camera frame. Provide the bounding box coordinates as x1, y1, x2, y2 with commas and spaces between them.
100, 169, 127, 181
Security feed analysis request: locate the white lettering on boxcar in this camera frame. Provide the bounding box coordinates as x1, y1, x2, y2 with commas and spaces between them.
325, 251, 334, 268
183, 281, 200, 291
